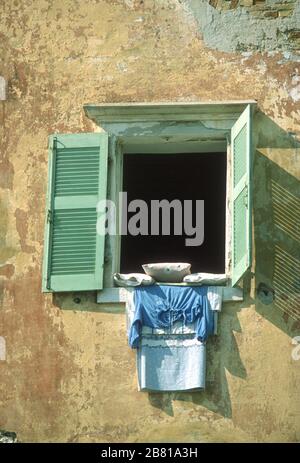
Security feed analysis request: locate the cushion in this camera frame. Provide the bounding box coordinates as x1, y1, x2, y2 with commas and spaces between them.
142, 263, 191, 283
183, 273, 228, 285
114, 273, 155, 287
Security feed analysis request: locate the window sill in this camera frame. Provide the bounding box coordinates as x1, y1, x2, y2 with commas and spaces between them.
97, 285, 243, 304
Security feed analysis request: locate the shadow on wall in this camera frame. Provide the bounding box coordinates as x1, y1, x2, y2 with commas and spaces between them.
253, 111, 300, 336
148, 320, 247, 419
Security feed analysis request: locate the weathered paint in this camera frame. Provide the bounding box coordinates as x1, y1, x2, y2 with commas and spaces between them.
0, 0, 299, 442
183, 0, 300, 53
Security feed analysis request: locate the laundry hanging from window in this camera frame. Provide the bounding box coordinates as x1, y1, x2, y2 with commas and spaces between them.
127, 285, 222, 392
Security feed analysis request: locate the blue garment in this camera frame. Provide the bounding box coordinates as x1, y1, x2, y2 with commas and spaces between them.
129, 285, 214, 348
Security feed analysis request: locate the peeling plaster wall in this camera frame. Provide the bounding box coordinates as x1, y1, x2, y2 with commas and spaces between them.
0, 0, 300, 443
183, 0, 300, 53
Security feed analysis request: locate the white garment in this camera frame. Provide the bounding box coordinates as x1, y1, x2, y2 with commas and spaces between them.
137, 339, 206, 391
207, 286, 223, 335
207, 286, 223, 311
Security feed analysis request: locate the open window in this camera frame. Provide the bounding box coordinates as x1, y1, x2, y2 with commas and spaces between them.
42, 102, 254, 297
121, 151, 227, 274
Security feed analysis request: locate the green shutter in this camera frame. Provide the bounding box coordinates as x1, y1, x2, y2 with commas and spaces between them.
231, 105, 252, 286
42, 133, 108, 292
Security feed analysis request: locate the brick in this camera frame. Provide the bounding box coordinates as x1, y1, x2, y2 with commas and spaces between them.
264, 10, 279, 17
240, 0, 254, 7
276, 3, 295, 10
278, 9, 293, 16
288, 30, 300, 39
249, 4, 268, 11
250, 8, 270, 17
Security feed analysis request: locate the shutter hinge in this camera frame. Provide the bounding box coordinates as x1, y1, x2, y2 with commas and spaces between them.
244, 186, 248, 208
46, 277, 51, 290
47, 209, 53, 223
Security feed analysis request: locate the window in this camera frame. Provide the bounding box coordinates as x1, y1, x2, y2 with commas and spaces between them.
121, 152, 227, 274
42, 102, 254, 295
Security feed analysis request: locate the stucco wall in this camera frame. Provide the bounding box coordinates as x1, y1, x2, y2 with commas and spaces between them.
0, 0, 299, 442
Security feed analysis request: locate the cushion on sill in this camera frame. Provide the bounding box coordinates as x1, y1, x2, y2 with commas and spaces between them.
142, 262, 191, 283
114, 273, 155, 287
183, 273, 228, 285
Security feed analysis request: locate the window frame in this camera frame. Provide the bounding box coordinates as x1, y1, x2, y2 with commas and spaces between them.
109, 140, 230, 284
83, 101, 256, 303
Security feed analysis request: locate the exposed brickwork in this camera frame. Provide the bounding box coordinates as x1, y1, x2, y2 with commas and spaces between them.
188, 0, 300, 53
209, 0, 297, 18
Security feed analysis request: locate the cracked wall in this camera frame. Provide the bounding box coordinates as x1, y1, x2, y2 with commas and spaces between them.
0, 0, 299, 443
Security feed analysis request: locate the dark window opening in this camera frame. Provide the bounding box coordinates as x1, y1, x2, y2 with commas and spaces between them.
120, 152, 227, 274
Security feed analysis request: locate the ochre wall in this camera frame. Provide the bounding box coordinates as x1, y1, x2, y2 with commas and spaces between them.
0, 0, 299, 442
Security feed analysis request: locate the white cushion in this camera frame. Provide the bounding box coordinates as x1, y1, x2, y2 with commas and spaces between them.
183, 273, 228, 285
142, 262, 191, 283
114, 273, 154, 287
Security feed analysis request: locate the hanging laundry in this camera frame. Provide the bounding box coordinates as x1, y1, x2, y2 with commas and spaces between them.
128, 285, 214, 349
137, 323, 206, 392
126, 285, 223, 392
